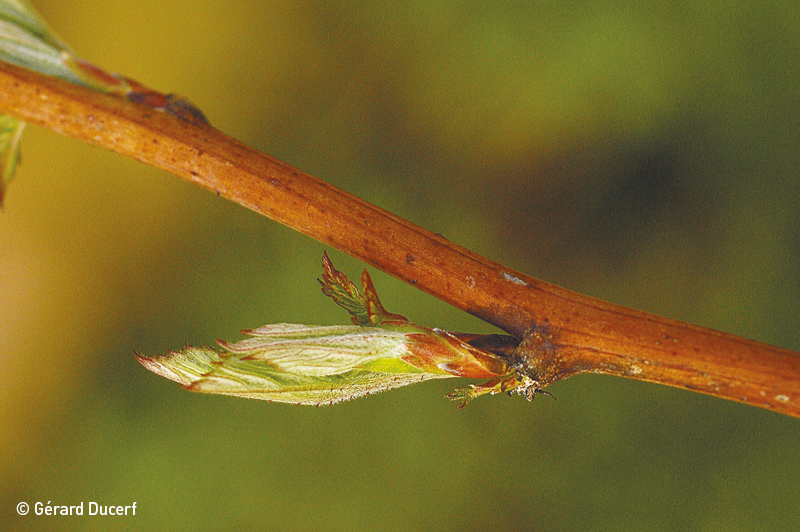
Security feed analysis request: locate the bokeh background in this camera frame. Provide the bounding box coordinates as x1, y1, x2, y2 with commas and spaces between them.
3, 0, 799, 530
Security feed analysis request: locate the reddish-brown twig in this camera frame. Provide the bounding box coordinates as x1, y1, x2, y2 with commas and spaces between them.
1, 60, 797, 417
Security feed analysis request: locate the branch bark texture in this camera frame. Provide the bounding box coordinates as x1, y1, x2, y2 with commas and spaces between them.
1, 61, 798, 417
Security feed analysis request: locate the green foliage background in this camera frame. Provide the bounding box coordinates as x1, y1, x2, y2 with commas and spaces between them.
3, 0, 799, 530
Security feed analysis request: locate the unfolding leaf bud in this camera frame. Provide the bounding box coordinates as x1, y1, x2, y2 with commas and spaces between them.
137, 253, 536, 408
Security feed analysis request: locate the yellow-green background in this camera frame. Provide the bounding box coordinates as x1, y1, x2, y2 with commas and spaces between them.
3, 1, 799, 530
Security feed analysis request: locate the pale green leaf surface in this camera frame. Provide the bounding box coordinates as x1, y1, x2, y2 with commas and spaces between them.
137, 323, 454, 406
0, 0, 79, 203
0, 0, 67, 49
221, 324, 412, 377
0, 0, 138, 203
0, 0, 82, 85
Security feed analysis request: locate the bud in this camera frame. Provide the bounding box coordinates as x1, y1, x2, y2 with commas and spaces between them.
137, 253, 537, 407
140, 323, 460, 405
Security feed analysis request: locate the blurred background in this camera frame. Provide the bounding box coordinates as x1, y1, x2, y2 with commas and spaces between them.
3, 0, 799, 530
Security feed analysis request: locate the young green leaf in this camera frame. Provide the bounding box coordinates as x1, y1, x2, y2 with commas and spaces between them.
138, 324, 452, 405
318, 251, 408, 326
137, 254, 540, 408
0, 0, 74, 204
0, 0, 208, 204
318, 251, 371, 326
0, 0, 84, 84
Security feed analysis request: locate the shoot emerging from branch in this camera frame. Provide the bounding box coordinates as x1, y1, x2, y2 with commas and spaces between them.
136, 253, 542, 408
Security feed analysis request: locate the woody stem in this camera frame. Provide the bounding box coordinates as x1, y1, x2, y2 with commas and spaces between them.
0, 60, 798, 417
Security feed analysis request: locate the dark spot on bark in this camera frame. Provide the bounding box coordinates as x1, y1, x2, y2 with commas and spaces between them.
405, 253, 415, 264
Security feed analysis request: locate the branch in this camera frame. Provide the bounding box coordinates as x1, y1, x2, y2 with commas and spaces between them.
1, 60, 798, 417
